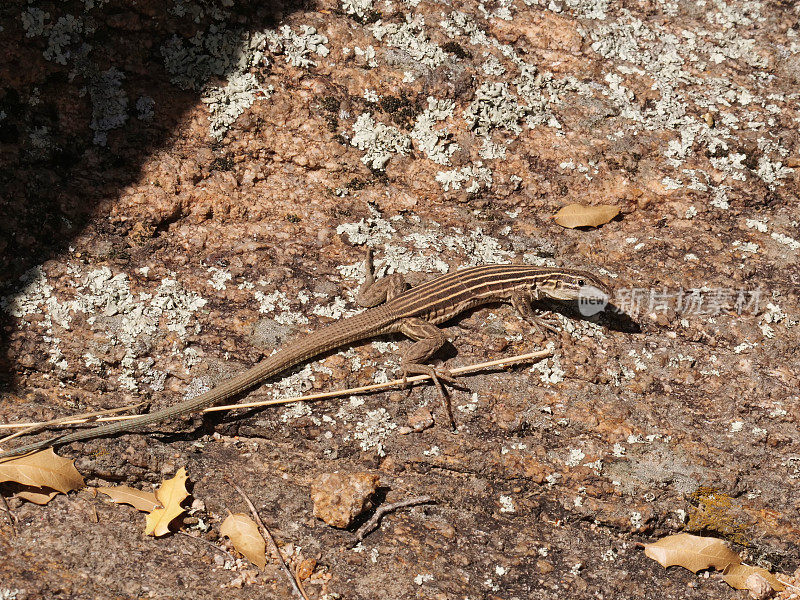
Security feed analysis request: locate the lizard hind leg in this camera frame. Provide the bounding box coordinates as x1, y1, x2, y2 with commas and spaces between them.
357, 247, 408, 307
398, 317, 458, 430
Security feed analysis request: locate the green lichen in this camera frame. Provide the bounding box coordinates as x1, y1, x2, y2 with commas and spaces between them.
686, 486, 753, 546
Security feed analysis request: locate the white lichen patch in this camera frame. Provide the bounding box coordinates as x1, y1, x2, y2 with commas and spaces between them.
135, 95, 155, 121
770, 232, 800, 251
352, 408, 397, 456
254, 288, 310, 326
342, 0, 375, 19
1, 267, 61, 322
363, 88, 380, 103
150, 278, 209, 338
371, 16, 446, 69
20, 7, 134, 146
161, 27, 265, 92
43, 14, 84, 65
353, 45, 378, 68
482, 53, 506, 76
435, 163, 493, 193
756, 156, 794, 190
83, 352, 102, 370
463, 82, 525, 137
630, 511, 643, 528
203, 72, 272, 140
170, 0, 233, 23
161, 26, 276, 138
85, 67, 129, 146
411, 97, 459, 165
160, 19, 322, 138
2, 265, 207, 391
21, 6, 50, 38
311, 296, 360, 320
266, 25, 330, 68
350, 112, 411, 170
269, 364, 318, 398
565, 448, 586, 467
499, 495, 516, 513
280, 401, 313, 423
530, 345, 564, 384
207, 266, 233, 291
336, 207, 514, 278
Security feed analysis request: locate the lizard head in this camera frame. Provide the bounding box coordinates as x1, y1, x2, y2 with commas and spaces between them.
537, 269, 611, 316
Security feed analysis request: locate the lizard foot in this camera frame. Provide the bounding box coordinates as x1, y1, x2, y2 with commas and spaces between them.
400, 364, 458, 430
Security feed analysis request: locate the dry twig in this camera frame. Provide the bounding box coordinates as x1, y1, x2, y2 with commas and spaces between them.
229, 480, 309, 600
355, 496, 434, 542
0, 493, 17, 537
0, 350, 550, 432
0, 402, 144, 438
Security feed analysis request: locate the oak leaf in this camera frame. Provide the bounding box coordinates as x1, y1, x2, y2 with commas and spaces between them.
220, 513, 266, 569
553, 204, 619, 228
98, 485, 162, 513
722, 563, 785, 592
0, 448, 84, 494
645, 533, 785, 594
144, 467, 189, 537
644, 533, 739, 572
14, 487, 60, 505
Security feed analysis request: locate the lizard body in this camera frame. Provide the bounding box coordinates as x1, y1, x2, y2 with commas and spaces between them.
0, 256, 609, 459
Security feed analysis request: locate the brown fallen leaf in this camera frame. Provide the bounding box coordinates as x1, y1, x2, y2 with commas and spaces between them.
723, 563, 785, 593
98, 485, 162, 513
644, 533, 740, 572
553, 203, 619, 228
0, 448, 84, 494
144, 467, 189, 537
645, 533, 785, 594
220, 513, 266, 569
15, 486, 60, 505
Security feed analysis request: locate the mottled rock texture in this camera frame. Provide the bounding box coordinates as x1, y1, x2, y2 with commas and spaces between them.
1, 0, 799, 598
311, 471, 380, 528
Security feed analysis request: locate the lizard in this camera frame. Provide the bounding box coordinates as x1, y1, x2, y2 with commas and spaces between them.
0, 250, 610, 459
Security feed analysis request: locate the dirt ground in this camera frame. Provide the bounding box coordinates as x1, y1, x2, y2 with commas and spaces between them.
1, 0, 799, 598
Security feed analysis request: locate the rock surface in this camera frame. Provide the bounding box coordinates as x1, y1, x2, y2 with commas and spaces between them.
0, 0, 799, 598
311, 471, 380, 528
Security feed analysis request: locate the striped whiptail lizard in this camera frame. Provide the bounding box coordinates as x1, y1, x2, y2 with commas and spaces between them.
0, 251, 610, 459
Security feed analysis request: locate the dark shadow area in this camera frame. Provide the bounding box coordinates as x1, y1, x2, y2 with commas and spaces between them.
0, 0, 310, 386
541, 299, 641, 334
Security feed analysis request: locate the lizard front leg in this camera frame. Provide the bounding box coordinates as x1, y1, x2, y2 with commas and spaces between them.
510, 290, 560, 335
357, 248, 407, 307
398, 317, 458, 429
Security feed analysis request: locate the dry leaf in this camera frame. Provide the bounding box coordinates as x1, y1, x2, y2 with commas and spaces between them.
645, 533, 785, 594
553, 203, 619, 228
220, 513, 266, 569
15, 487, 60, 505
144, 467, 189, 537
98, 485, 162, 513
723, 563, 785, 593
644, 533, 740, 572
0, 448, 84, 494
